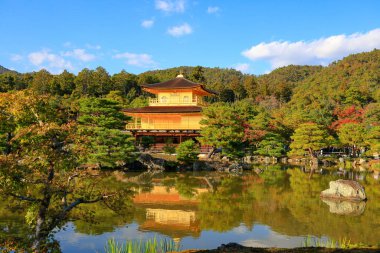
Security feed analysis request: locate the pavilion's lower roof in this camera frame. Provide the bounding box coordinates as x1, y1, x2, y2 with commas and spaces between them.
123, 106, 202, 114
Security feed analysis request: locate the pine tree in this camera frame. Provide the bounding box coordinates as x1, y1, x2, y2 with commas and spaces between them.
338, 122, 365, 157
199, 103, 245, 158
289, 122, 330, 157
190, 66, 206, 83
255, 132, 286, 158
77, 97, 135, 168
176, 139, 199, 164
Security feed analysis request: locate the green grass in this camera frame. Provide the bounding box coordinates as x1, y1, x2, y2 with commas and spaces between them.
302, 236, 369, 249
104, 236, 181, 253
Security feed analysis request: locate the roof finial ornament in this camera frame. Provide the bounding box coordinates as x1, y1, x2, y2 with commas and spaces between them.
177, 70, 184, 78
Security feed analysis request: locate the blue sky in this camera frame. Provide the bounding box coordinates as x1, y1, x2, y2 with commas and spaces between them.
1, 0, 380, 75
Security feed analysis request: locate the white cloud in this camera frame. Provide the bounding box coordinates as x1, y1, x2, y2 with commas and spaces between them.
167, 23, 192, 37
10, 54, 23, 62
155, 0, 185, 13
242, 28, 380, 69
207, 6, 219, 14
141, 19, 154, 28
85, 44, 101, 50
63, 49, 96, 62
28, 49, 73, 73
113, 52, 156, 68
234, 63, 250, 73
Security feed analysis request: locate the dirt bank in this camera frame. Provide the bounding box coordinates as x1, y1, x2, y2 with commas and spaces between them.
173, 243, 378, 253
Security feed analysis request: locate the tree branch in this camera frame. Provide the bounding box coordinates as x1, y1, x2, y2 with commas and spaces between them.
64, 194, 115, 213
9, 192, 40, 202
30, 107, 44, 127
62, 173, 79, 207
49, 193, 116, 232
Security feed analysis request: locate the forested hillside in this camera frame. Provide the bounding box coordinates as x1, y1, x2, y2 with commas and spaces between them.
141, 65, 324, 102
0, 65, 14, 74
283, 49, 380, 129
1, 50, 378, 105
256, 65, 322, 102
1, 49, 379, 159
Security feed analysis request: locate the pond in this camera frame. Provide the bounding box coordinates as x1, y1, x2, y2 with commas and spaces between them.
1, 165, 379, 252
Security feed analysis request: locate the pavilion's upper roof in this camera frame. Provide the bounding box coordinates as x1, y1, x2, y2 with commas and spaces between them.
142, 75, 217, 95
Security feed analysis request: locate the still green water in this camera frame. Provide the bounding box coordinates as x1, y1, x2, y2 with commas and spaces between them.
1, 165, 379, 252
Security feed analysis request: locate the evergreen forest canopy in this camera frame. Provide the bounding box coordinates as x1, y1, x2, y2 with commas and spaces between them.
0, 49, 379, 159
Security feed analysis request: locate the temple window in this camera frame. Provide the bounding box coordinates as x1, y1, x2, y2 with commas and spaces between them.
161, 96, 168, 103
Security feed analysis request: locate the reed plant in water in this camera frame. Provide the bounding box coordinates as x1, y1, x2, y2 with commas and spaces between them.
105, 236, 181, 253
302, 235, 368, 249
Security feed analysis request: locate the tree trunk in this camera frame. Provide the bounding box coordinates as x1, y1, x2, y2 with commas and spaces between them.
33, 195, 51, 250
5, 132, 12, 154
308, 148, 316, 158
32, 164, 55, 251
308, 148, 319, 177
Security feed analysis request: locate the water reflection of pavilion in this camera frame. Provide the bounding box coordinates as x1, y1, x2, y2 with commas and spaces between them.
133, 185, 207, 239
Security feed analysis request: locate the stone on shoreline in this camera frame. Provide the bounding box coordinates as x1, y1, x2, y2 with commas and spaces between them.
320, 179, 366, 201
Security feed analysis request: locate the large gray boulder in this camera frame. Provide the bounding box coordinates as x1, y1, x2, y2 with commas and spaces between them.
320, 179, 366, 201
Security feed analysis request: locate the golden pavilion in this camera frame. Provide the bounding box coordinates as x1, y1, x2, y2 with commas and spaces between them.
124, 74, 216, 151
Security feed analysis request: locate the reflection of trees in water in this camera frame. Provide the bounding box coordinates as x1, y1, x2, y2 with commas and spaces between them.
175, 175, 200, 198
254, 164, 289, 187
195, 168, 380, 245
72, 169, 380, 245
70, 176, 136, 235
2, 168, 380, 249
280, 169, 380, 243
197, 176, 245, 232
0, 200, 34, 249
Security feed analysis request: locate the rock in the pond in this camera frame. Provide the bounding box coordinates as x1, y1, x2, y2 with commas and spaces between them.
321, 198, 366, 216
320, 179, 366, 201
227, 163, 243, 174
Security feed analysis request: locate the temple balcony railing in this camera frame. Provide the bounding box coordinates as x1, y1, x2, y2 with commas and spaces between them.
126, 122, 201, 130
148, 97, 207, 107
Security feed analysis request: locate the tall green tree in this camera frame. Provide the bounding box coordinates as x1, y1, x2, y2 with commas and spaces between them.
30, 69, 53, 94
56, 70, 76, 95
255, 132, 286, 158
229, 75, 246, 100
93, 66, 112, 95
289, 122, 330, 157
111, 70, 139, 99
77, 97, 136, 168
199, 102, 254, 158
0, 91, 125, 251
74, 68, 95, 96
243, 75, 258, 99
190, 66, 206, 83
338, 122, 365, 157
